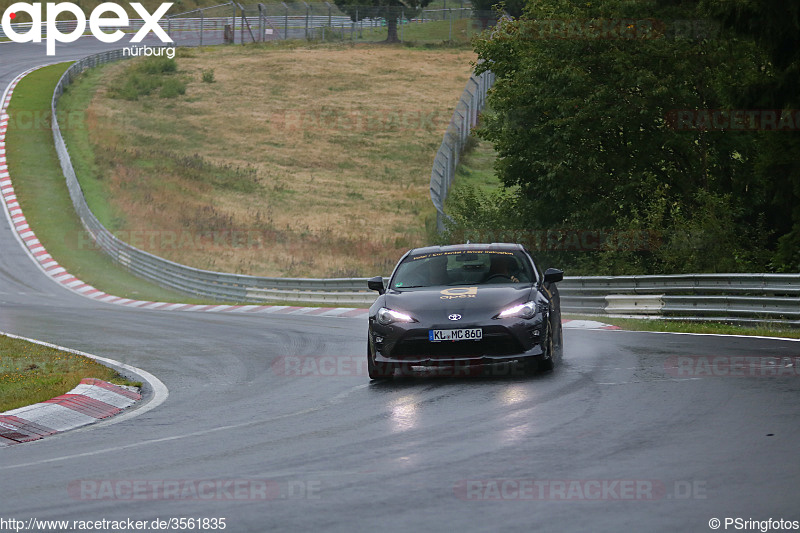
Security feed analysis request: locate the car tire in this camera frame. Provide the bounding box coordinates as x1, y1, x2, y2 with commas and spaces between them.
538, 322, 556, 372
368, 343, 393, 380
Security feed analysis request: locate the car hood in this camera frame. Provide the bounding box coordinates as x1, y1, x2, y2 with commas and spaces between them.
383, 285, 535, 323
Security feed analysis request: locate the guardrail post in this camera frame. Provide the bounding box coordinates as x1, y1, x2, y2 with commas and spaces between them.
449, 8, 453, 41
325, 1, 332, 29
282, 2, 288, 39
303, 1, 309, 40
232, 2, 236, 43
258, 3, 264, 42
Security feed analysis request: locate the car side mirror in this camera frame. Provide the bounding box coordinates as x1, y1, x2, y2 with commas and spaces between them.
543, 268, 563, 284
368, 276, 385, 295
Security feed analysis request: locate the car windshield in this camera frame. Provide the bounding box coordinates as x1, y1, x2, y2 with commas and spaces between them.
390, 250, 535, 289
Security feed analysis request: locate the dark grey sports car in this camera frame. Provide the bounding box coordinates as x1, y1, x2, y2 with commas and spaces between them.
366, 243, 564, 380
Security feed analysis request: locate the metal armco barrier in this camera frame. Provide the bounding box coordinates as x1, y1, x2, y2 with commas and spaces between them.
559, 274, 800, 326
49, 51, 800, 323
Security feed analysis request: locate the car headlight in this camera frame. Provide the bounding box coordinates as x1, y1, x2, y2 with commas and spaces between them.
376, 307, 416, 325
496, 301, 542, 320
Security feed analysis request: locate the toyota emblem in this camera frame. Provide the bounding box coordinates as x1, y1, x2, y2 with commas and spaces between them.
448, 314, 462, 321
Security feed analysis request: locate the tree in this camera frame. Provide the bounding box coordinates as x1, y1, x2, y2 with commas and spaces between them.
457, 0, 770, 273
700, 0, 800, 271
333, 0, 432, 43
470, 0, 526, 23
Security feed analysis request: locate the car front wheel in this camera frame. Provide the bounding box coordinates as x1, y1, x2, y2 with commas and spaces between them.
368, 343, 393, 380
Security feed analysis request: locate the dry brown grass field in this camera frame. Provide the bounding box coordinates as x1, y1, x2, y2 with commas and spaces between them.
77, 44, 476, 277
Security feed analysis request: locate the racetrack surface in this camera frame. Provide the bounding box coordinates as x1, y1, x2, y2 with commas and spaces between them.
1, 38, 799, 532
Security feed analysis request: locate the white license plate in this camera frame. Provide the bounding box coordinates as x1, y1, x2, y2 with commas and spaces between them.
429, 328, 483, 342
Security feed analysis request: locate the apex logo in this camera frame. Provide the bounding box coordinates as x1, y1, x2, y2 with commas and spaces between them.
2, 2, 174, 56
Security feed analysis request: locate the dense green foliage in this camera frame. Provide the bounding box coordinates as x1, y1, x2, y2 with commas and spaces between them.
447, 0, 800, 274
470, 0, 526, 19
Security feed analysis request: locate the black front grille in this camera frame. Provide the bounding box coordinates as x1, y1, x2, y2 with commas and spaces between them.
389, 327, 524, 358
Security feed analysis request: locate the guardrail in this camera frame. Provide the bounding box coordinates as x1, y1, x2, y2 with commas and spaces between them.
47, 52, 800, 323
559, 274, 800, 325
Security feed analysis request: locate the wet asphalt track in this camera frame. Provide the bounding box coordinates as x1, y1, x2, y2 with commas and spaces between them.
1, 38, 799, 533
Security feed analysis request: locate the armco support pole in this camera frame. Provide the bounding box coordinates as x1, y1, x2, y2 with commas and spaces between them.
304, 1, 309, 40
285, 3, 289, 39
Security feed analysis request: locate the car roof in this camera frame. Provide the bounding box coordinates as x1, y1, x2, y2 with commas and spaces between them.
406, 243, 526, 255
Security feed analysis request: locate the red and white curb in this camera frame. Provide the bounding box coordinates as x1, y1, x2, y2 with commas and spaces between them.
0, 330, 168, 446
1, 68, 620, 330
0, 378, 140, 447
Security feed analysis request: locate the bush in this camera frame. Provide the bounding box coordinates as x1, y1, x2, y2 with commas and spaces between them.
112, 73, 160, 100
109, 57, 187, 100
201, 69, 215, 83
137, 57, 177, 75
159, 78, 187, 98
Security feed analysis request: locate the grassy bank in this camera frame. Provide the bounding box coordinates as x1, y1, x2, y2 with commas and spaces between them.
0, 334, 139, 413
62, 43, 476, 278
565, 314, 800, 339
5, 63, 203, 302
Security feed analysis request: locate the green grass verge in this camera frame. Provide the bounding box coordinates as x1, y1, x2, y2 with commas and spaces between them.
0, 334, 140, 413
5, 63, 207, 303
445, 133, 501, 203
564, 314, 800, 339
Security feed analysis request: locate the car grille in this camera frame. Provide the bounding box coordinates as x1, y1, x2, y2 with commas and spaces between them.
389, 327, 525, 359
